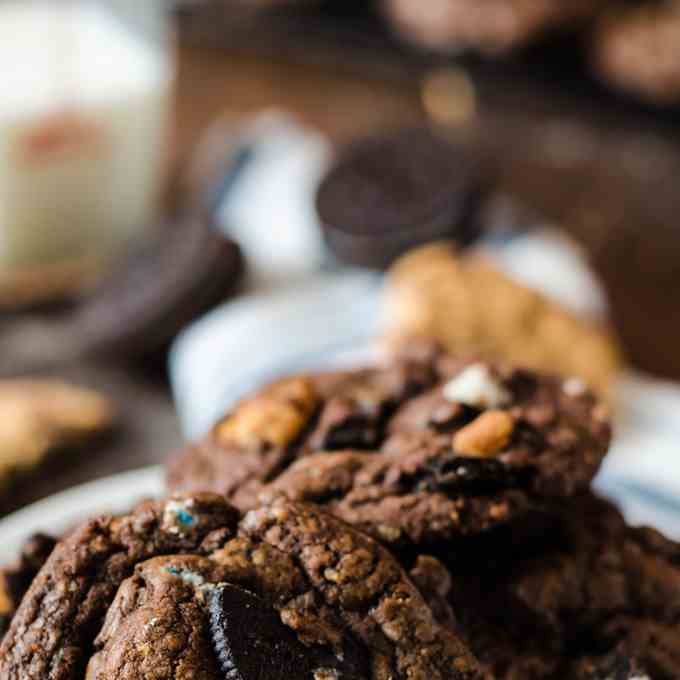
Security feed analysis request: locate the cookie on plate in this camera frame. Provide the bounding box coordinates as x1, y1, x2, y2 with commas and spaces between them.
0, 380, 115, 496
385, 242, 621, 398
168, 349, 611, 550
0, 493, 485, 680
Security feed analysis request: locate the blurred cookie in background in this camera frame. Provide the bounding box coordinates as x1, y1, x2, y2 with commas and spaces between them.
0, 380, 115, 500
382, 0, 606, 55
384, 242, 621, 397
593, 1, 680, 104
0, 260, 102, 312
317, 126, 487, 269
488, 114, 680, 380
74, 216, 243, 363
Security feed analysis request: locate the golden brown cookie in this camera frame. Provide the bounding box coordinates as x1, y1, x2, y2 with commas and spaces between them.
383, 0, 604, 55
593, 1, 680, 104
0, 379, 115, 493
384, 242, 621, 397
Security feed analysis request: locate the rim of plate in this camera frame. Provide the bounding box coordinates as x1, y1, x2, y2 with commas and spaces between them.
0, 465, 164, 562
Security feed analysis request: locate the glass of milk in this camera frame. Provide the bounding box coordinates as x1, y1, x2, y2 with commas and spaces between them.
0, 0, 173, 283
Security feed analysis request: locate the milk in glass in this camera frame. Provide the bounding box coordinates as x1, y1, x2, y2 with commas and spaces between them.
0, 0, 172, 268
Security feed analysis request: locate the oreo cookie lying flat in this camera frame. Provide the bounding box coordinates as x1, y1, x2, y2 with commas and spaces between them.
316, 127, 487, 269
208, 584, 368, 680
74, 215, 243, 360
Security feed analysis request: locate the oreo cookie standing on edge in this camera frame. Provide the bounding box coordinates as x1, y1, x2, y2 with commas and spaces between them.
316, 127, 487, 269
73, 215, 244, 362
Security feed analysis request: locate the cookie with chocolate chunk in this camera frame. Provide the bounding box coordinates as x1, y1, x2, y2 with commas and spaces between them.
0, 493, 484, 680
168, 350, 610, 550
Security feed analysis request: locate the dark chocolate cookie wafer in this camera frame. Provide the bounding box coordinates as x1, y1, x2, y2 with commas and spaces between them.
0, 493, 485, 680
74, 215, 243, 360
168, 349, 611, 550
316, 127, 486, 269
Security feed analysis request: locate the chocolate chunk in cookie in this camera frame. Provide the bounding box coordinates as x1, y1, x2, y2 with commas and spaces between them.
306, 359, 436, 451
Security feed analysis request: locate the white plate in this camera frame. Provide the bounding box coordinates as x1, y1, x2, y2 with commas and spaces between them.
0, 466, 164, 563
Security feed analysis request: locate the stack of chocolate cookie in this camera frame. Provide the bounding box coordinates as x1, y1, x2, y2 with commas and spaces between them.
1, 345, 678, 678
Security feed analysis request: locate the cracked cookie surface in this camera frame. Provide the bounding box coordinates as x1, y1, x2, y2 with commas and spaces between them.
440, 495, 680, 679
168, 349, 610, 550
0, 493, 484, 680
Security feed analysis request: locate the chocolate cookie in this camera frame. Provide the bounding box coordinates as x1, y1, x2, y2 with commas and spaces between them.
383, 0, 604, 55
74, 214, 243, 361
0, 533, 56, 637
593, 2, 680, 104
316, 127, 486, 269
443, 495, 680, 679
168, 349, 611, 550
0, 493, 485, 679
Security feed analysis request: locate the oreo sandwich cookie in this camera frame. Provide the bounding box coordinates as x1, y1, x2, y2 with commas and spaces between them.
74, 215, 244, 361
316, 126, 487, 269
